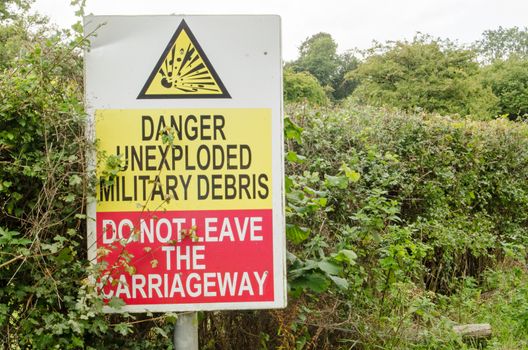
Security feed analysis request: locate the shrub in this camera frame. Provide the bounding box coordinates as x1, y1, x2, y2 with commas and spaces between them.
481, 57, 528, 119
283, 68, 328, 105
278, 103, 528, 348
348, 36, 498, 119
0, 15, 176, 350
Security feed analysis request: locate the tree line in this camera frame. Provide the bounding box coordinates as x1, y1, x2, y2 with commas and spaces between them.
285, 27, 528, 120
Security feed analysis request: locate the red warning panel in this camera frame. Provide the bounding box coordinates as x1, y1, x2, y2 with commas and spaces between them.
96, 209, 274, 304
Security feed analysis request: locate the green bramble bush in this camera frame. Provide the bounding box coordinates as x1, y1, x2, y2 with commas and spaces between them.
276, 102, 528, 349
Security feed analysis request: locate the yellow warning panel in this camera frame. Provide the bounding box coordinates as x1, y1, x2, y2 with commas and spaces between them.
138, 20, 230, 99
95, 109, 272, 212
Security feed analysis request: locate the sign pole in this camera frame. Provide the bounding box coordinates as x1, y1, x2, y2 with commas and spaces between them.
174, 312, 198, 350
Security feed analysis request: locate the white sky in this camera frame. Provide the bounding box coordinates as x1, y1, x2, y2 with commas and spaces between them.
32, 0, 528, 61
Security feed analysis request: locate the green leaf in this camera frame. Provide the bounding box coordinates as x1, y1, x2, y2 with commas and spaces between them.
71, 336, 84, 347
286, 224, 310, 244
340, 163, 361, 183
325, 175, 348, 189
152, 326, 168, 338
345, 169, 361, 182
41, 242, 62, 254
304, 273, 330, 293
318, 260, 341, 275
69, 174, 82, 186
286, 151, 306, 164
329, 275, 349, 290
165, 312, 179, 324
0, 228, 31, 246
108, 297, 126, 310
63, 193, 75, 202
56, 247, 73, 264
291, 272, 330, 294
284, 116, 303, 143
332, 249, 358, 265
114, 322, 132, 336
285, 175, 294, 193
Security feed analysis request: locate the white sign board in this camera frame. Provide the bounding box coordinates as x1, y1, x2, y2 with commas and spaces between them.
84, 15, 286, 312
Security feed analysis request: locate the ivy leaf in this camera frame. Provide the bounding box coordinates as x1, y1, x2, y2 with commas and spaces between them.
56, 247, 73, 264
125, 265, 136, 275
69, 174, 82, 186
63, 193, 75, 202
41, 242, 62, 254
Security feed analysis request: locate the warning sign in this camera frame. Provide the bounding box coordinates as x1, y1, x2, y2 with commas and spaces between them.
95, 109, 271, 211
138, 20, 230, 99
84, 15, 284, 313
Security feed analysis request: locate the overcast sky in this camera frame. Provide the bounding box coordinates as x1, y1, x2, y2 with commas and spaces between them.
32, 0, 528, 61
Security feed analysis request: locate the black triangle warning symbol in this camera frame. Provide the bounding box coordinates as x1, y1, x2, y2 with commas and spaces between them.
138, 20, 230, 99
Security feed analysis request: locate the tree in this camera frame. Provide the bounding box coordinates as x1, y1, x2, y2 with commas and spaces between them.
289, 33, 359, 100
481, 57, 528, 119
291, 32, 340, 87
348, 35, 498, 119
283, 68, 327, 105
475, 26, 528, 63
332, 51, 359, 100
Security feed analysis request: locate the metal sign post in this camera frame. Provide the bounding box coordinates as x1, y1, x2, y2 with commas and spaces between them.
174, 312, 198, 350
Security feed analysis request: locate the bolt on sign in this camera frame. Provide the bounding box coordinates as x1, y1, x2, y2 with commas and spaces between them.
84, 15, 286, 312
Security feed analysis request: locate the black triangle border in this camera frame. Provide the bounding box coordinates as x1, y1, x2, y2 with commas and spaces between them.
137, 19, 231, 99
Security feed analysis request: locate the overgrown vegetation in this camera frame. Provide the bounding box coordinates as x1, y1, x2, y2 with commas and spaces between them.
481, 57, 528, 119
285, 28, 528, 120
198, 103, 528, 349
0, 5, 178, 349
1, 2, 528, 349
278, 103, 528, 349
347, 36, 497, 118
283, 68, 328, 106
285, 32, 359, 101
